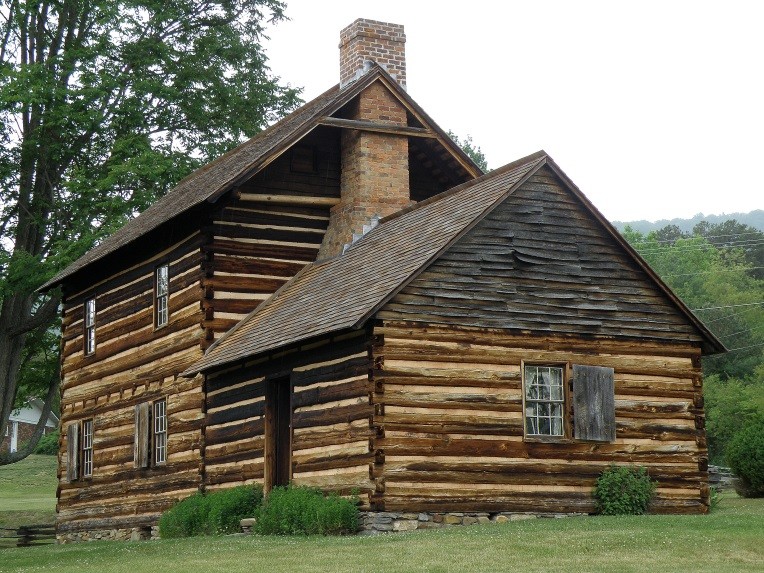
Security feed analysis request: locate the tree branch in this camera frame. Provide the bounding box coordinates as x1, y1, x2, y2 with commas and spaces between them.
8, 294, 60, 337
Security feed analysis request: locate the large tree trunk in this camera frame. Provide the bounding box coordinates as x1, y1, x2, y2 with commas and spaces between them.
0, 362, 58, 464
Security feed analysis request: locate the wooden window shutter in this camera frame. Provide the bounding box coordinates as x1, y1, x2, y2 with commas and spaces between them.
134, 402, 150, 468
572, 365, 616, 442
66, 423, 80, 481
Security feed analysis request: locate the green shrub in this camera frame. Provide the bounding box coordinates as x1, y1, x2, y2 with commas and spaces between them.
726, 418, 764, 498
34, 430, 59, 455
594, 465, 655, 515
705, 375, 763, 464
159, 492, 210, 538
207, 484, 264, 534
159, 485, 263, 538
254, 485, 358, 535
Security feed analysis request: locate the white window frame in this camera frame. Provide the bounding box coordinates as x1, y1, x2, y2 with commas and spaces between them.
153, 399, 167, 465
84, 298, 96, 355
82, 419, 93, 478
523, 364, 566, 438
155, 265, 169, 328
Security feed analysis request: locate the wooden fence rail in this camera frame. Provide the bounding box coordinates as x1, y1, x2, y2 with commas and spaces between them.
0, 524, 56, 547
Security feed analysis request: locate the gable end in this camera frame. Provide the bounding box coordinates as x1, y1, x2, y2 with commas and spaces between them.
379, 165, 712, 349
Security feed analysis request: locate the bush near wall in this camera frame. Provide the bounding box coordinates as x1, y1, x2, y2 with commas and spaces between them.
254, 486, 358, 535
159, 485, 263, 538
594, 465, 655, 515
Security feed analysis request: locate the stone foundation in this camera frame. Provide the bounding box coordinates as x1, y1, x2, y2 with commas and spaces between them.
358, 511, 586, 534
57, 525, 159, 543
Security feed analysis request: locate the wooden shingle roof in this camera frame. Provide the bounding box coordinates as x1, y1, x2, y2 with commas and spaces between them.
183, 152, 548, 376
42, 65, 480, 291
184, 149, 726, 376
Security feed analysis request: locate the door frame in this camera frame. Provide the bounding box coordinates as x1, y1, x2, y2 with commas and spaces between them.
264, 375, 292, 493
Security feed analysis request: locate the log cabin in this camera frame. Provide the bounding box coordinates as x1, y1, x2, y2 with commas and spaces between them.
43, 19, 724, 541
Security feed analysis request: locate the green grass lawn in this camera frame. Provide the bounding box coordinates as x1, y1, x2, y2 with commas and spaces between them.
0, 454, 57, 529
0, 492, 762, 573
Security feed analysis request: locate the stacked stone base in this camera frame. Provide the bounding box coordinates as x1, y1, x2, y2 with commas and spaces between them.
57, 525, 159, 543
358, 511, 586, 534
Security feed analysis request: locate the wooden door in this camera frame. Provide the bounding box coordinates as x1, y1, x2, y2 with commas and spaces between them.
265, 376, 292, 492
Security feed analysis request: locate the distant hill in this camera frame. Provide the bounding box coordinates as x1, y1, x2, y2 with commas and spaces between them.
613, 209, 764, 234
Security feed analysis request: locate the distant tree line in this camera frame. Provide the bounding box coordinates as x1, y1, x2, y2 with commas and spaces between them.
622, 219, 764, 464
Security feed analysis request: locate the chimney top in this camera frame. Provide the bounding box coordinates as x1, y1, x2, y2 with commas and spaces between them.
339, 18, 406, 89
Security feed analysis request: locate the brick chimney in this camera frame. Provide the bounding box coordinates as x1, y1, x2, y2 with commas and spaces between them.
318, 19, 411, 259
339, 19, 406, 89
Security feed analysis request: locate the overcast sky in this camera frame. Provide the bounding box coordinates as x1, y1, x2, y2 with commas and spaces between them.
263, 0, 762, 223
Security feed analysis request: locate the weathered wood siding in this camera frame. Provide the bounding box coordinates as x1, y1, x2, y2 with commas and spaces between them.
205, 128, 341, 342
204, 331, 375, 505
372, 167, 710, 514
379, 165, 705, 346
372, 324, 708, 514
58, 232, 206, 534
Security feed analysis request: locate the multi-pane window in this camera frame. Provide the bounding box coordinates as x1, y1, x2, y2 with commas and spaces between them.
524, 365, 565, 437
66, 419, 95, 481
155, 265, 169, 328
84, 298, 96, 355
82, 419, 93, 477
153, 399, 167, 465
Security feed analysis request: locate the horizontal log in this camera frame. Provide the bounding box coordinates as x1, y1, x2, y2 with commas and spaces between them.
317, 117, 437, 137
210, 239, 318, 261
206, 418, 265, 444
293, 403, 373, 429
292, 421, 371, 450
379, 437, 701, 464
238, 193, 340, 207
376, 323, 701, 358
293, 378, 369, 409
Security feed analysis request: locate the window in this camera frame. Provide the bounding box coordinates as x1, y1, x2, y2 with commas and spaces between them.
523, 363, 616, 442
134, 398, 167, 468
82, 419, 93, 477
66, 419, 94, 481
153, 399, 167, 465
155, 265, 169, 328
524, 365, 565, 437
84, 298, 96, 355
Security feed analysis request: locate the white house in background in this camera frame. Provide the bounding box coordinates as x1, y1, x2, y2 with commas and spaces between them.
1, 399, 59, 454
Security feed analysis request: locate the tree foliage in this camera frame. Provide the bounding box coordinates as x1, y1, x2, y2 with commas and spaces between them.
447, 130, 488, 173
705, 374, 764, 464
622, 223, 764, 380
622, 222, 764, 465
0, 0, 301, 463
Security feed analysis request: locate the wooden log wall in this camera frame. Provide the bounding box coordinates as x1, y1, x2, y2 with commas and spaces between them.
204, 128, 341, 342
58, 232, 206, 534
204, 330, 375, 506
371, 323, 708, 515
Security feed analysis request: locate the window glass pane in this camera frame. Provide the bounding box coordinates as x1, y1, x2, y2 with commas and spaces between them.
154, 399, 167, 465
524, 365, 565, 437
82, 420, 93, 477
156, 266, 168, 296
156, 266, 169, 327
85, 299, 96, 354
